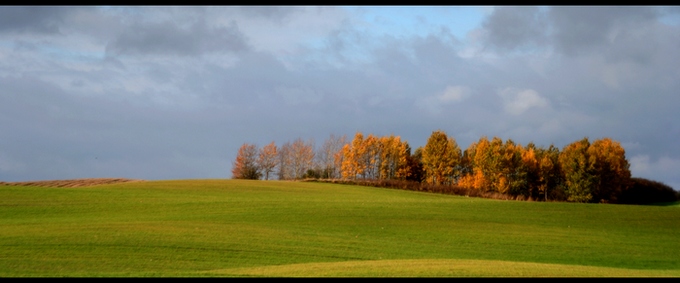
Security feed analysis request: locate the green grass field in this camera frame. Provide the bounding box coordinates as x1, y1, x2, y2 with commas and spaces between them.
1, 179, 679, 277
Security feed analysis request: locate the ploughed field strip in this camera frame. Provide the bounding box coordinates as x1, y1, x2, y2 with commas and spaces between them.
0, 178, 144, 188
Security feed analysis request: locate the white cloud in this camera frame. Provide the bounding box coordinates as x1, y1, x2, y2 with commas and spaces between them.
417, 85, 470, 114
438, 85, 470, 103
498, 87, 548, 115
629, 154, 680, 175
629, 154, 652, 173
211, 7, 350, 57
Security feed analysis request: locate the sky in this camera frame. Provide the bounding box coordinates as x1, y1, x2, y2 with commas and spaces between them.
1, 6, 679, 190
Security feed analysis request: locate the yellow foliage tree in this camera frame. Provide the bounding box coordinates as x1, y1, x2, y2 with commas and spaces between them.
341, 132, 411, 181
460, 137, 491, 190
422, 130, 461, 185
363, 134, 380, 179
536, 145, 560, 201
340, 144, 355, 179
341, 132, 367, 179
521, 143, 539, 197
378, 135, 411, 180
587, 138, 632, 203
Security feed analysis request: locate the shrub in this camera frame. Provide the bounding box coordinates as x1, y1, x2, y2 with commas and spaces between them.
617, 177, 678, 205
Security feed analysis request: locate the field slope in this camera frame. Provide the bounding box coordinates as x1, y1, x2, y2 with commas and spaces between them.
1, 179, 679, 277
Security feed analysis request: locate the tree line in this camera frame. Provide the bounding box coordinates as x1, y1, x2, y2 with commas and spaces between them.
232, 134, 347, 181
232, 131, 677, 204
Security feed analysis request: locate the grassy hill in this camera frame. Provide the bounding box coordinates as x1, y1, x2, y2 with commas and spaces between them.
1, 179, 679, 277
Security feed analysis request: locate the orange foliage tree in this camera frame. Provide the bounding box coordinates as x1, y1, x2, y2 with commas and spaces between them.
535, 145, 561, 201
459, 136, 491, 190
232, 143, 261, 180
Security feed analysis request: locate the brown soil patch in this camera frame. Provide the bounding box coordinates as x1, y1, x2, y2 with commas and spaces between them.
0, 178, 144, 188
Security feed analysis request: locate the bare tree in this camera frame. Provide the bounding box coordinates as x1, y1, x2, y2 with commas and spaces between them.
291, 138, 315, 179
277, 142, 294, 180
257, 141, 278, 180
316, 134, 347, 179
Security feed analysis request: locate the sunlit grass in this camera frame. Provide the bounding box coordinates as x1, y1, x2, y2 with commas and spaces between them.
206, 259, 680, 277
1, 179, 678, 277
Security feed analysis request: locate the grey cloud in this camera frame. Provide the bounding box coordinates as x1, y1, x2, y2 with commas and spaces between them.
318, 20, 368, 67
480, 6, 664, 58
411, 32, 464, 75
465, 5, 680, 166
0, 75, 238, 181
598, 19, 680, 68
106, 20, 249, 57
0, 6, 70, 34
549, 6, 658, 56
481, 6, 547, 51
237, 6, 301, 22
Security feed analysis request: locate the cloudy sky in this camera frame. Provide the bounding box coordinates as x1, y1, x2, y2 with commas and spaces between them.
1, 6, 679, 189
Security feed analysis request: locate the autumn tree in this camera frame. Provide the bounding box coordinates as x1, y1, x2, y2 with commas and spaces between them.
458, 142, 477, 190
422, 130, 462, 185
535, 144, 561, 201
559, 138, 596, 202
391, 138, 412, 180
467, 137, 520, 194
405, 146, 425, 183
497, 139, 528, 196
232, 143, 261, 180
257, 141, 278, 180
340, 143, 355, 179
587, 138, 632, 203
340, 132, 412, 181
559, 137, 633, 203
362, 134, 381, 179
460, 137, 529, 195
341, 132, 367, 179
333, 140, 347, 179
378, 135, 411, 180
458, 136, 491, 190
521, 143, 540, 198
